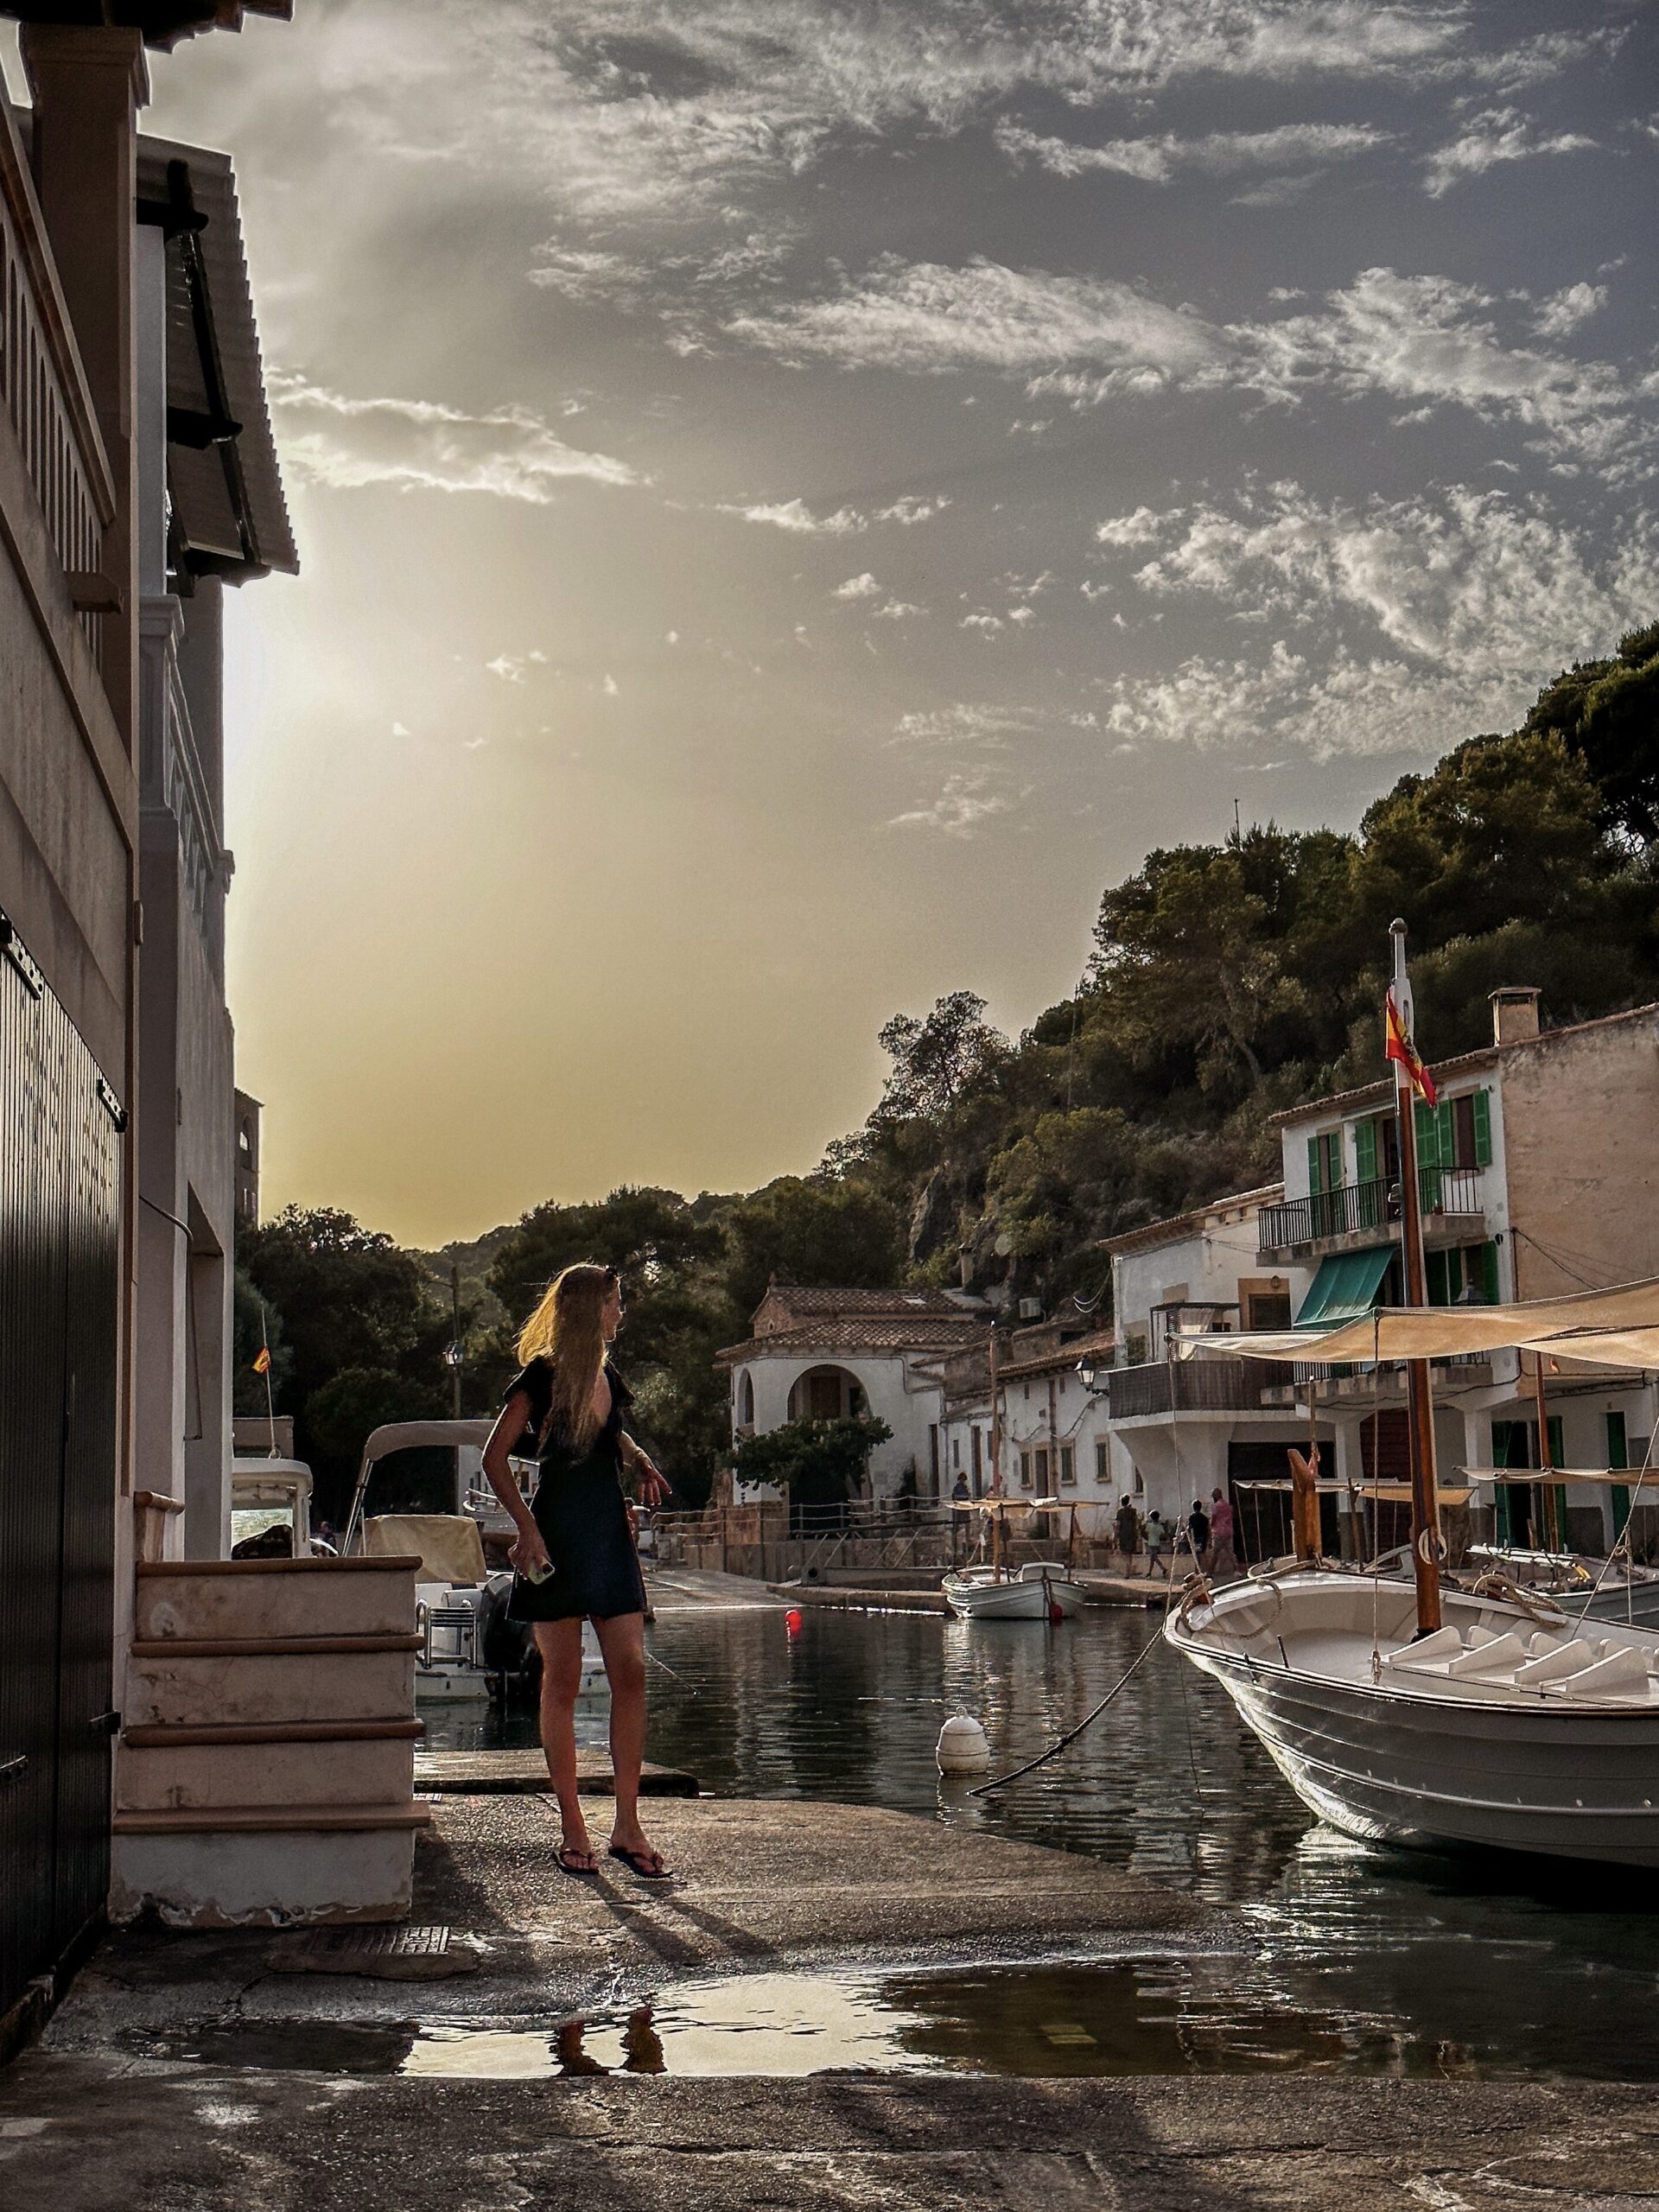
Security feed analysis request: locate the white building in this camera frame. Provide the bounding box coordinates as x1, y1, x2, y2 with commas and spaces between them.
937, 1319, 1116, 1537
1102, 1187, 1322, 1548
1266, 989, 1659, 1558
718, 1282, 988, 1500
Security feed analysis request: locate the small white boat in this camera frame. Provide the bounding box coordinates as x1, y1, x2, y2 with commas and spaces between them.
943, 1561, 1084, 1621
1168, 1567, 1659, 1866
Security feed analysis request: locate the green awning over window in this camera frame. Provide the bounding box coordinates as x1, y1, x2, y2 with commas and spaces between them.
1294, 1245, 1394, 1331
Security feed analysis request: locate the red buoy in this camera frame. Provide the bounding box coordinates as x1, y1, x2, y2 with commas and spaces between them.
785, 1608, 803, 1635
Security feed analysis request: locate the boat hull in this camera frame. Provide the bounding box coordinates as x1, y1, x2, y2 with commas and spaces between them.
1168, 1576, 1659, 1867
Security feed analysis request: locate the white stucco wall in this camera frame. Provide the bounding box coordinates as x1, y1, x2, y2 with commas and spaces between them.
732, 1352, 944, 1497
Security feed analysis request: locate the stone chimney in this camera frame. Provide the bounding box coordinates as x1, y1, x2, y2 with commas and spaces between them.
1490, 987, 1541, 1046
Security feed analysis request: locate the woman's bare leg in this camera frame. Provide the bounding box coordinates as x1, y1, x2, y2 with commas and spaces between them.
534, 1619, 594, 1862
593, 1611, 659, 1864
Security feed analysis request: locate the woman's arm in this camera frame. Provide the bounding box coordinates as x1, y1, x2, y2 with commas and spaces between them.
618, 1432, 671, 1507
482, 1393, 550, 1576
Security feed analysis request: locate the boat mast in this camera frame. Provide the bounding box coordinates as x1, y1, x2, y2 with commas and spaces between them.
1390, 919, 1443, 1633
988, 1325, 1005, 1578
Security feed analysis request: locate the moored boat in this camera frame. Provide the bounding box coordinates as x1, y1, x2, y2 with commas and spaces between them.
943, 1560, 1084, 1620
1167, 1567, 1659, 1866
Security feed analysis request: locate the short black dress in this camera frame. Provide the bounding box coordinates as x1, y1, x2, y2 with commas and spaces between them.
502, 1357, 647, 1623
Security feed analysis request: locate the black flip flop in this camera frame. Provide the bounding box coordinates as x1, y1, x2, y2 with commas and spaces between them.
556, 1845, 601, 1878
607, 1844, 671, 1881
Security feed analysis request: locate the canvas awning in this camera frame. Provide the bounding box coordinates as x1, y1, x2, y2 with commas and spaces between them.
1176, 1274, 1659, 1369
1294, 1247, 1394, 1332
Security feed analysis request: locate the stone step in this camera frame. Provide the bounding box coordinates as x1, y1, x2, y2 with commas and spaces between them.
124, 1640, 419, 1729
110, 1812, 427, 1927
135, 1556, 421, 1643
118, 1724, 420, 1814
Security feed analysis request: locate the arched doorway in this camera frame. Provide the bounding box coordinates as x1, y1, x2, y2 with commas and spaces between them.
787, 1365, 865, 1422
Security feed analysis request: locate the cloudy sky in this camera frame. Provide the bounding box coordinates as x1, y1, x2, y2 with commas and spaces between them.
86, 3, 1659, 1244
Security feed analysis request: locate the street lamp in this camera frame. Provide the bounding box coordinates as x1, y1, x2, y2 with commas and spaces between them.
1077, 1353, 1108, 1396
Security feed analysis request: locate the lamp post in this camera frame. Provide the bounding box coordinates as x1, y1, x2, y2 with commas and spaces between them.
445, 1262, 462, 1418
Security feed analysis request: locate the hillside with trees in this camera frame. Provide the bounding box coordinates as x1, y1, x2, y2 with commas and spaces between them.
239, 623, 1659, 1510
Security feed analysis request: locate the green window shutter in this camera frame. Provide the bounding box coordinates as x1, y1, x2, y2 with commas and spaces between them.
1547, 1415, 1564, 1467
1607, 1411, 1630, 1471
1435, 1097, 1454, 1167
1478, 1240, 1500, 1305
1426, 1249, 1450, 1306
1471, 1088, 1492, 1168
1355, 1117, 1377, 1185
1307, 1135, 1323, 1197
1414, 1099, 1437, 1166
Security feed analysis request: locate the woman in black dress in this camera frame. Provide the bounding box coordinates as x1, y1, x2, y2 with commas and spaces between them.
481, 1262, 671, 1878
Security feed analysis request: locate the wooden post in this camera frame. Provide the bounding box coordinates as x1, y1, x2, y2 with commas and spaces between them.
1391, 921, 1443, 1634
1532, 1353, 1561, 1550
1288, 1446, 1322, 1561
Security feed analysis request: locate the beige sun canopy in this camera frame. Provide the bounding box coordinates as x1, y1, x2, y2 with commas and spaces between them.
1174, 1275, 1659, 1369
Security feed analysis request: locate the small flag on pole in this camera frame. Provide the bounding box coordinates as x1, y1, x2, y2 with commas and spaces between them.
252, 1345, 271, 1375
1384, 984, 1437, 1108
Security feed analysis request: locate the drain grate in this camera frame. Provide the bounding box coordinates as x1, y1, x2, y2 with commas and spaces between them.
286, 1924, 452, 1966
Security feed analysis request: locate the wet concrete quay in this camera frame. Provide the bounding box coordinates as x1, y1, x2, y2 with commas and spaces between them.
7, 1791, 1658, 2209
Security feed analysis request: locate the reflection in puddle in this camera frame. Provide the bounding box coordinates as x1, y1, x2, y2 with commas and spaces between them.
146, 1957, 1503, 2082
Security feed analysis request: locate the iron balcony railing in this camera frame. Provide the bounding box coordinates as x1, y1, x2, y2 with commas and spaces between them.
1258, 1166, 1484, 1252
1105, 1357, 1295, 1421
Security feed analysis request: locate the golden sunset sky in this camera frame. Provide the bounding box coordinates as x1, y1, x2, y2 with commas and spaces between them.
30, 2, 1646, 1248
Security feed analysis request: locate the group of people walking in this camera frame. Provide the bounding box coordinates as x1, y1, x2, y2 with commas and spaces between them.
1112, 1487, 1239, 1580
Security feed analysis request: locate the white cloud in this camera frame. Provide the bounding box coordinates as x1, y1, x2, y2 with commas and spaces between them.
486, 654, 527, 682
1533, 282, 1609, 338
995, 118, 1389, 185
833, 572, 881, 599
1421, 106, 1594, 197
726, 253, 1222, 387
873, 598, 922, 620
887, 769, 1013, 839
391, 720, 411, 737
1106, 482, 1659, 748
324, 1, 1471, 238
892, 702, 1040, 745
601, 673, 620, 696
1234, 268, 1647, 471
874, 493, 951, 524
715, 497, 867, 533
1096, 505, 1172, 547
269, 373, 641, 500
961, 612, 1006, 636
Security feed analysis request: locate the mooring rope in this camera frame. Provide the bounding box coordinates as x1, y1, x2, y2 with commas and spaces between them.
967, 1616, 1167, 1797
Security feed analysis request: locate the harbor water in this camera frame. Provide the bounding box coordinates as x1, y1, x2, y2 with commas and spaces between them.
423, 1598, 1659, 2082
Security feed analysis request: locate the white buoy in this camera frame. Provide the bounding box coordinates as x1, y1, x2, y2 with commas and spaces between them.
937, 1714, 991, 1775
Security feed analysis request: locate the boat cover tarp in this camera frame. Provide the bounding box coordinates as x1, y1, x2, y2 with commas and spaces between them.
1175, 1275, 1659, 1367
1294, 1247, 1394, 1331
363, 1513, 487, 1586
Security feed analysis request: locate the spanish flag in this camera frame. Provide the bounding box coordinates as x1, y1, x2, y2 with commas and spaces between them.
253, 1345, 271, 1376
1384, 985, 1437, 1108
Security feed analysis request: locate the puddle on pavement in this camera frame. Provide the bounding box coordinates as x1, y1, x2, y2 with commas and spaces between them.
132, 1956, 1493, 2082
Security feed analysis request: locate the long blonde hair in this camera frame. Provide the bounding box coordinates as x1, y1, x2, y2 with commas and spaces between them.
517, 1262, 617, 1450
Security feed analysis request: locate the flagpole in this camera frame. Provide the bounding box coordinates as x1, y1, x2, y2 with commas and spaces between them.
259, 1300, 277, 1459
1389, 919, 1443, 1635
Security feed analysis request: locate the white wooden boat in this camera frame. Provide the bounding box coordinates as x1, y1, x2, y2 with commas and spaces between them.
1167, 1567, 1659, 1866
943, 1562, 1084, 1621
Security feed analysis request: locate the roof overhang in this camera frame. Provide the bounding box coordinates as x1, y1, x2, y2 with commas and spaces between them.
137, 133, 296, 585
0, 4, 290, 53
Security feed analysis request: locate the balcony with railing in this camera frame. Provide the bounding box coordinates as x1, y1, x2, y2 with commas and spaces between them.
0, 82, 116, 670
1105, 1356, 1295, 1421
1258, 1166, 1485, 1259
